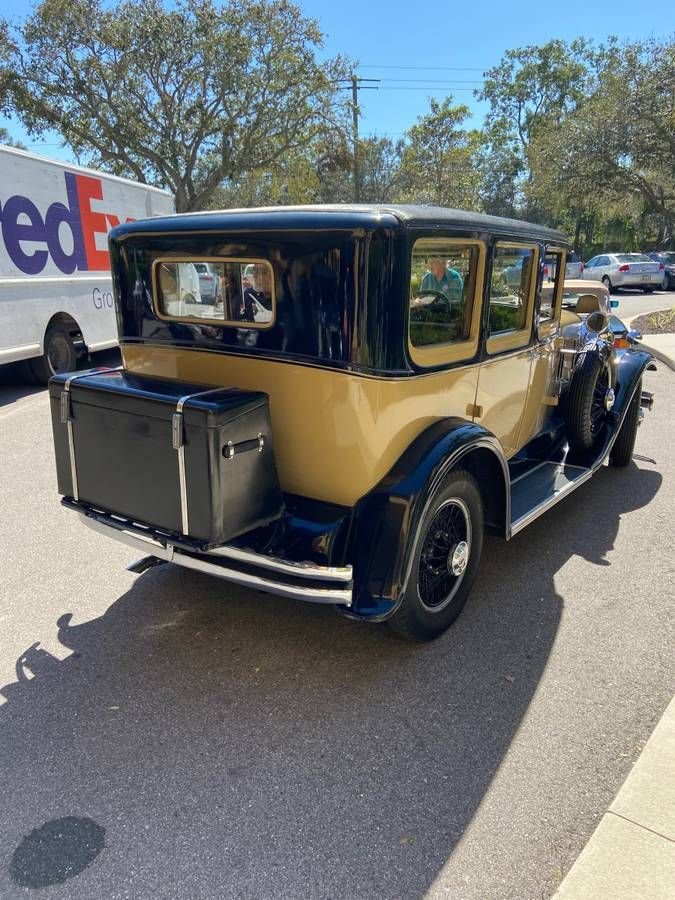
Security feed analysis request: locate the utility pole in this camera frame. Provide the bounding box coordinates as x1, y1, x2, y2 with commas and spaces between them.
337, 75, 379, 203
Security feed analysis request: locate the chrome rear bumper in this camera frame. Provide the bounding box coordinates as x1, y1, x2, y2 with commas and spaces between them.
79, 512, 353, 607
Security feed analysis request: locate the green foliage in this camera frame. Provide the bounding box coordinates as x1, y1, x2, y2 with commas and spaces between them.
4, 0, 349, 211
0, 126, 27, 149
399, 97, 482, 208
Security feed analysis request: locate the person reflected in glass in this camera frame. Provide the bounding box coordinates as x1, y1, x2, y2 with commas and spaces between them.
232, 271, 266, 322
420, 256, 464, 302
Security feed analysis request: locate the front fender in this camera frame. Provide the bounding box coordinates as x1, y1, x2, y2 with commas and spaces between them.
346, 419, 508, 620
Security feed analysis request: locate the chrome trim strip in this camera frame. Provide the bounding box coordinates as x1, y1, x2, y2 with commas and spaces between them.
208, 544, 353, 582
79, 514, 353, 606
174, 387, 227, 535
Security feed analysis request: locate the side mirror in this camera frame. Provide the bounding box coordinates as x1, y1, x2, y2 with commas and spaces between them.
585, 311, 608, 333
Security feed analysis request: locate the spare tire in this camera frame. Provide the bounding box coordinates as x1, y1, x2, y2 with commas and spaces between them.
565, 348, 613, 454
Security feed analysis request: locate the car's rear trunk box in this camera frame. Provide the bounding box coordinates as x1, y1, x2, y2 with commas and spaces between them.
49, 369, 283, 546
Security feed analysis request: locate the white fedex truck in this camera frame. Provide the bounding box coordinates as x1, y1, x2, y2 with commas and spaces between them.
0, 146, 174, 381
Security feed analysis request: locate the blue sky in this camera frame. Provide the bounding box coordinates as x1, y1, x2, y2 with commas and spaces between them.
1, 0, 672, 164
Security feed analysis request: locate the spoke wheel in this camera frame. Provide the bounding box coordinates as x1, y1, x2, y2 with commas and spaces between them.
417, 499, 471, 612
389, 470, 483, 642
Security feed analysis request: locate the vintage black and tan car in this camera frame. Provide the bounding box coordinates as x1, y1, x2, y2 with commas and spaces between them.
49, 206, 656, 640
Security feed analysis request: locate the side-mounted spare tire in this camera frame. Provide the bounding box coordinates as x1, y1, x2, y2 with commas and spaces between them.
565, 348, 613, 454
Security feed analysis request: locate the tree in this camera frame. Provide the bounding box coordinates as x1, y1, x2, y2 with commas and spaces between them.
399, 97, 482, 209
529, 37, 675, 249
0, 126, 27, 149
477, 39, 592, 217
4, 0, 349, 211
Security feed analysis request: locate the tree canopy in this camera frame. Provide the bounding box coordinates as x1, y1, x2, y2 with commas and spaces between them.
4, 0, 348, 211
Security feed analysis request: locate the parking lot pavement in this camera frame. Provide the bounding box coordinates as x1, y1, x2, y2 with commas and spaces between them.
0, 365, 673, 899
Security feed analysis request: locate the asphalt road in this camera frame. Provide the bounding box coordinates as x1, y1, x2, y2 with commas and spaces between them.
0, 359, 673, 899
607, 286, 674, 321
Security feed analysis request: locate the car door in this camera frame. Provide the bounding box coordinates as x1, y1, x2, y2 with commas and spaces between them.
474, 241, 539, 457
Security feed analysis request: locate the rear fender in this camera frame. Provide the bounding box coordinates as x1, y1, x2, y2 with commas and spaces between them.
346, 419, 509, 620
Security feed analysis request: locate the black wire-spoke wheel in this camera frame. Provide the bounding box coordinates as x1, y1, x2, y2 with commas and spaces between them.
389, 470, 483, 642
590, 364, 610, 437
417, 498, 471, 612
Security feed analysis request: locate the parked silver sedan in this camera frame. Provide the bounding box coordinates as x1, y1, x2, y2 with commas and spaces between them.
583, 253, 662, 293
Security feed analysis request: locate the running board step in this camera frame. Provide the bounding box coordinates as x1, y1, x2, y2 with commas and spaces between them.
510, 461, 592, 536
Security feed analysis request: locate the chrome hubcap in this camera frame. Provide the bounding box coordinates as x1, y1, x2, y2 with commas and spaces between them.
604, 387, 615, 411
449, 540, 469, 576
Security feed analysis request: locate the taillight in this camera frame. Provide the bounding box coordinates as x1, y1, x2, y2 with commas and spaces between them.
618, 264, 630, 272
659, 263, 664, 270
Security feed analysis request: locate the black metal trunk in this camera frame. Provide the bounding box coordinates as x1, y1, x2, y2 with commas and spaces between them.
49, 369, 283, 547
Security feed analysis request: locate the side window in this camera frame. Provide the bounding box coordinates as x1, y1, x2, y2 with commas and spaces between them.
586, 257, 596, 268
488, 244, 536, 335
540, 249, 564, 321
409, 240, 480, 352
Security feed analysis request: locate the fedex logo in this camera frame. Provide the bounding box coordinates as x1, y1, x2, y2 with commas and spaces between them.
0, 172, 135, 275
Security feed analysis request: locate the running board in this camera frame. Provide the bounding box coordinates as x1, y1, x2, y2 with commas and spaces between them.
510, 461, 593, 536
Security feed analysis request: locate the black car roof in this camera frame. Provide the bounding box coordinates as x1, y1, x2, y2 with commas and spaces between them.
111, 203, 569, 245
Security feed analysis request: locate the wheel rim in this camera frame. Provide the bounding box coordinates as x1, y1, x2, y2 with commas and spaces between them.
417, 498, 471, 612
47, 334, 73, 374
590, 365, 610, 435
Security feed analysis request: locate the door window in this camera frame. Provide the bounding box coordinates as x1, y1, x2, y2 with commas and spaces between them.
539, 249, 564, 322
486, 243, 538, 354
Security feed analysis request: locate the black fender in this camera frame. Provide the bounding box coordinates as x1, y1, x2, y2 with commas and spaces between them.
603, 347, 654, 453
345, 418, 509, 620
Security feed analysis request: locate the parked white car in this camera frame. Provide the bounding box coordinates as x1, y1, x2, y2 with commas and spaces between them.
583, 253, 662, 294
194, 262, 218, 301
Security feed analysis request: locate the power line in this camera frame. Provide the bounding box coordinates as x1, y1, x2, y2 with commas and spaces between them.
379, 78, 483, 84
360, 64, 486, 71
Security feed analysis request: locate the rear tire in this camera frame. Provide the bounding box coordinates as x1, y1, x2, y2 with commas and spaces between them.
565, 349, 612, 453
610, 380, 641, 467
388, 469, 483, 642
30, 326, 78, 384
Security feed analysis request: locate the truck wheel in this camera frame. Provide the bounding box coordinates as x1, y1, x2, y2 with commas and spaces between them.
30, 326, 78, 384
389, 469, 483, 642
565, 349, 612, 454
610, 380, 641, 467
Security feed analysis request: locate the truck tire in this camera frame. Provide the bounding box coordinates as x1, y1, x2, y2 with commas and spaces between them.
389, 469, 483, 642
30, 326, 78, 384
565, 349, 612, 454
610, 380, 641, 467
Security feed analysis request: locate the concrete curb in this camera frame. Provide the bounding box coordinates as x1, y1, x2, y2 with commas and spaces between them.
638, 340, 675, 373
553, 695, 675, 899
622, 315, 675, 372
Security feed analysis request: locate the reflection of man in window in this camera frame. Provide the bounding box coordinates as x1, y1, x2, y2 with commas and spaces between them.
420, 257, 464, 302
232, 272, 266, 322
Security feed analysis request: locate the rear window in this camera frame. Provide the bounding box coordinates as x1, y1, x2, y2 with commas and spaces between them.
154, 258, 274, 327
616, 254, 651, 262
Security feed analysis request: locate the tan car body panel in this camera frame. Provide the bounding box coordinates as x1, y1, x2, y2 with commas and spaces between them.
122, 343, 479, 507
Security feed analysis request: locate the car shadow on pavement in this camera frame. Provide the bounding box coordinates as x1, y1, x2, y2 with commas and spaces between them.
0, 463, 662, 899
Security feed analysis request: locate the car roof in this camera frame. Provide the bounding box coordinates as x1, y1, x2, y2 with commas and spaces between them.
111, 203, 568, 244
